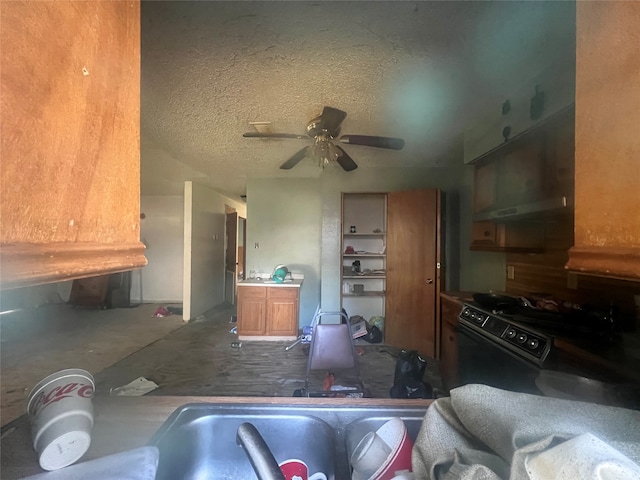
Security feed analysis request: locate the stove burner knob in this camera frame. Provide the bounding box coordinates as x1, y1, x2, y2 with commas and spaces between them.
506, 329, 517, 339
528, 338, 539, 349
516, 333, 528, 344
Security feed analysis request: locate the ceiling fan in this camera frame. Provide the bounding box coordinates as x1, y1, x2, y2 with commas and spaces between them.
243, 106, 405, 171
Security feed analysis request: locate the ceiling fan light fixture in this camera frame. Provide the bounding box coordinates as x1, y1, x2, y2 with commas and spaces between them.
312, 140, 340, 168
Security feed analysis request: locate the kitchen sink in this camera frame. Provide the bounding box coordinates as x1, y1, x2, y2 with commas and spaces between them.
149, 403, 427, 479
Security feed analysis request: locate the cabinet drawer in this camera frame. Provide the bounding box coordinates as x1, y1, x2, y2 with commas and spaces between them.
267, 287, 298, 299
238, 286, 267, 298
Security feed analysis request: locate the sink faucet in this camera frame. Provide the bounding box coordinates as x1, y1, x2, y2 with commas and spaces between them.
236, 422, 285, 480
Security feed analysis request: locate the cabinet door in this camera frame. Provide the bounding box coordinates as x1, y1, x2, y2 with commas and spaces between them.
0, 1, 145, 289
237, 287, 266, 335
500, 135, 545, 207
473, 161, 497, 214
266, 288, 298, 336
386, 189, 441, 357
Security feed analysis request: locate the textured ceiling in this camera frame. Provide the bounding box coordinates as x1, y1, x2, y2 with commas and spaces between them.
140, 1, 576, 199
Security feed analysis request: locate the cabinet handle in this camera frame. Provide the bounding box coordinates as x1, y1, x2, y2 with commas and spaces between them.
425, 278, 433, 284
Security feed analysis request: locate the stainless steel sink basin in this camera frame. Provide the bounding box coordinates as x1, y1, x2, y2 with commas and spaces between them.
149, 403, 427, 479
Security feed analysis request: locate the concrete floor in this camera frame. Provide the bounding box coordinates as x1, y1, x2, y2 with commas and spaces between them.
1, 302, 442, 428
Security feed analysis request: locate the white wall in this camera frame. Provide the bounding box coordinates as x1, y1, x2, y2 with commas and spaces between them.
184, 181, 246, 320
131, 195, 184, 303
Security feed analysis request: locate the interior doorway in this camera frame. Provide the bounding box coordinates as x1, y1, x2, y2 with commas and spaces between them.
224, 209, 246, 305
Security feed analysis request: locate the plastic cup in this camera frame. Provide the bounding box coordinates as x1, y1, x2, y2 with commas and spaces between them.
351, 431, 392, 479
26, 368, 95, 471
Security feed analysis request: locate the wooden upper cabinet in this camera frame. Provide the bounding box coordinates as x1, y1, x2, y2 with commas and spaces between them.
0, 1, 146, 289
470, 107, 574, 253
567, 2, 640, 280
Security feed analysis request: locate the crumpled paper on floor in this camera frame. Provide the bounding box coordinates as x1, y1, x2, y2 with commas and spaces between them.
110, 377, 159, 396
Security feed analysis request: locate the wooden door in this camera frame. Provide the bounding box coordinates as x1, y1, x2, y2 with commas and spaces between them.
385, 189, 441, 357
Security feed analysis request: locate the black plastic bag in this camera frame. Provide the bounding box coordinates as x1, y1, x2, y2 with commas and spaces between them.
362, 325, 383, 343
389, 349, 433, 399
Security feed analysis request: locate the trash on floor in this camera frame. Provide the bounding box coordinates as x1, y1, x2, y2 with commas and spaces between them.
231, 342, 242, 348
166, 306, 183, 315
229, 326, 237, 334
229, 315, 237, 323
152, 307, 171, 317
110, 377, 159, 396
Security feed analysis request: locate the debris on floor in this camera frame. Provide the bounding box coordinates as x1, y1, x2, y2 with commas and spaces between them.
110, 377, 159, 396
229, 315, 237, 323
231, 342, 242, 348
152, 307, 171, 317
229, 326, 237, 334
166, 306, 183, 315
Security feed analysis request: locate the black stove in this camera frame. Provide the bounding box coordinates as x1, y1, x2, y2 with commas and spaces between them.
459, 300, 616, 367
459, 304, 553, 366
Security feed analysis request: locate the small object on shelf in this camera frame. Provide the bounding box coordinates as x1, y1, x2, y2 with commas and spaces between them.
345, 246, 355, 254
350, 225, 357, 233
352, 260, 361, 274
353, 284, 364, 294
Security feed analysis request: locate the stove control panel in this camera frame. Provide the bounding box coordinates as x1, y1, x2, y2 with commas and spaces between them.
459, 305, 551, 364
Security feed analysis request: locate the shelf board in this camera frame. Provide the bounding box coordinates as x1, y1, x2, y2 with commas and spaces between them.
343, 253, 386, 257
342, 291, 385, 297
343, 275, 386, 279
343, 233, 386, 237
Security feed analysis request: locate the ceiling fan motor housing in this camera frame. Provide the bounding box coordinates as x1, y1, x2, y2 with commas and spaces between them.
243, 106, 404, 171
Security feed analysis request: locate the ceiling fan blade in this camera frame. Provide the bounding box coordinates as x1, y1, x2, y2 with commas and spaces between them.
335, 145, 358, 172
280, 146, 310, 170
339, 135, 405, 150
319, 106, 347, 137
243, 132, 307, 139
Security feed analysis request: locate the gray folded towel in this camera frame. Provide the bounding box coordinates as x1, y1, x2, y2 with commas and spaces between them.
412, 384, 640, 480
20, 446, 159, 480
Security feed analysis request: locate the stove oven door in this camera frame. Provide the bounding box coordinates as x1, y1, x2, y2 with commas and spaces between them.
457, 323, 543, 395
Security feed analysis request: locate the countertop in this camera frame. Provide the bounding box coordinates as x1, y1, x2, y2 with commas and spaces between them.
0, 395, 431, 479
440, 291, 476, 305
238, 278, 303, 287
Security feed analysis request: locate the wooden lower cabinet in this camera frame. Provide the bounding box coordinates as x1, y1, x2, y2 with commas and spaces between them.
238, 286, 299, 338
440, 297, 461, 392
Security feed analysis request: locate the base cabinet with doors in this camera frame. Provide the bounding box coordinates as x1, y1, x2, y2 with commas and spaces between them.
341, 190, 441, 358
237, 284, 300, 340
